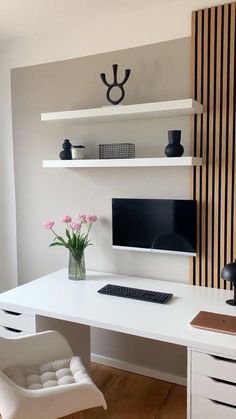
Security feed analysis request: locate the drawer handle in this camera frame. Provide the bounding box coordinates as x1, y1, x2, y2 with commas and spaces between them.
211, 377, 236, 387
211, 399, 236, 409
211, 354, 236, 364
3, 326, 22, 333
2, 310, 21, 316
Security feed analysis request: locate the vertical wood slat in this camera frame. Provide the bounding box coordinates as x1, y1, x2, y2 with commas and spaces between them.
220, 4, 229, 289
214, 5, 222, 289
192, 3, 236, 289
195, 10, 203, 287
226, 4, 235, 290
201, 8, 209, 287
191, 11, 197, 285
229, 3, 236, 284
230, 3, 236, 285
208, 7, 216, 288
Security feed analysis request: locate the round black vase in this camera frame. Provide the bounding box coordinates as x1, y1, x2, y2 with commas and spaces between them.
165, 130, 184, 157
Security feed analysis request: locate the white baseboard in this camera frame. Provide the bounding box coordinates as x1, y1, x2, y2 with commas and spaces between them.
91, 353, 187, 386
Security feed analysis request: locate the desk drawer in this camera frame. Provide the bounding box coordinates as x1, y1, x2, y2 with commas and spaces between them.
192, 395, 236, 419
0, 309, 35, 333
192, 351, 236, 383
0, 325, 30, 338
192, 373, 236, 407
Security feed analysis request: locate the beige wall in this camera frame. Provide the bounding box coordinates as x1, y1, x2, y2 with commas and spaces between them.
11, 38, 190, 379
12, 39, 191, 283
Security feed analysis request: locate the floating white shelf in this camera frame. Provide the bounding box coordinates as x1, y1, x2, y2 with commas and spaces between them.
41, 99, 203, 123
42, 157, 202, 168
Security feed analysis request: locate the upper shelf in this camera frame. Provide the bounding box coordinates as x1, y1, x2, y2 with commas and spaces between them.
41, 99, 203, 123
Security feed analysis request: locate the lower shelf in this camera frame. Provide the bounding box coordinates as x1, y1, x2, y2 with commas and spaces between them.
42, 157, 202, 168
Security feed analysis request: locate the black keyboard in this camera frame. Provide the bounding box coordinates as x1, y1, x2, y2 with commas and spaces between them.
98, 284, 173, 304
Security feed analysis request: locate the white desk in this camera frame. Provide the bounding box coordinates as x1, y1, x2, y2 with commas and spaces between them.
0, 269, 235, 419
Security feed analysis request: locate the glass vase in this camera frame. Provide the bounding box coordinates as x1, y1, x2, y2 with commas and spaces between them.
68, 252, 86, 280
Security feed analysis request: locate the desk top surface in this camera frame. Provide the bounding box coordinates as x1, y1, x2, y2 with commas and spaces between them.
0, 269, 235, 357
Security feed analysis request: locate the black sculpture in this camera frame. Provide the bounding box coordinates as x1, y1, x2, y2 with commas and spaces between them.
100, 64, 131, 105
221, 260, 236, 306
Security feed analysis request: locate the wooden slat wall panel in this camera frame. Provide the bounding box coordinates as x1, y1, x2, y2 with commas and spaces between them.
192, 3, 236, 289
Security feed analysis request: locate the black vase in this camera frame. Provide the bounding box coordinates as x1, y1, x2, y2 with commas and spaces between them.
59, 139, 72, 160
165, 130, 184, 157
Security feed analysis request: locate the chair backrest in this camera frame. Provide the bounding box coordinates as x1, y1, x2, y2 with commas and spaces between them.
0, 336, 15, 370
0, 331, 74, 371
0, 336, 40, 370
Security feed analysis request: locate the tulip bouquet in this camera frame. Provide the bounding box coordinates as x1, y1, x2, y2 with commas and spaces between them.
43, 214, 97, 280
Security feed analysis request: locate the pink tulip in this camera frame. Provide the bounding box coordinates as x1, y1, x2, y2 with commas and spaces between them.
77, 214, 87, 223
61, 215, 72, 223
43, 220, 54, 230
69, 222, 81, 231
86, 215, 97, 223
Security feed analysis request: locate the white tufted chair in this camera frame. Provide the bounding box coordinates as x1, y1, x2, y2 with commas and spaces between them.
0, 331, 106, 419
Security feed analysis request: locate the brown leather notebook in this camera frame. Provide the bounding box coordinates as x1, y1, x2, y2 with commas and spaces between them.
190, 311, 236, 335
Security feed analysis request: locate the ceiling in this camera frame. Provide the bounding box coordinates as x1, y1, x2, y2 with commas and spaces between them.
0, 0, 160, 41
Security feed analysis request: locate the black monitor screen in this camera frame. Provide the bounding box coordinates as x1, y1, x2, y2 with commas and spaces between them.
112, 198, 196, 255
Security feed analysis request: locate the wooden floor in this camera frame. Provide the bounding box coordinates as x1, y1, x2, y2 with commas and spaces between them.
61, 363, 187, 419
